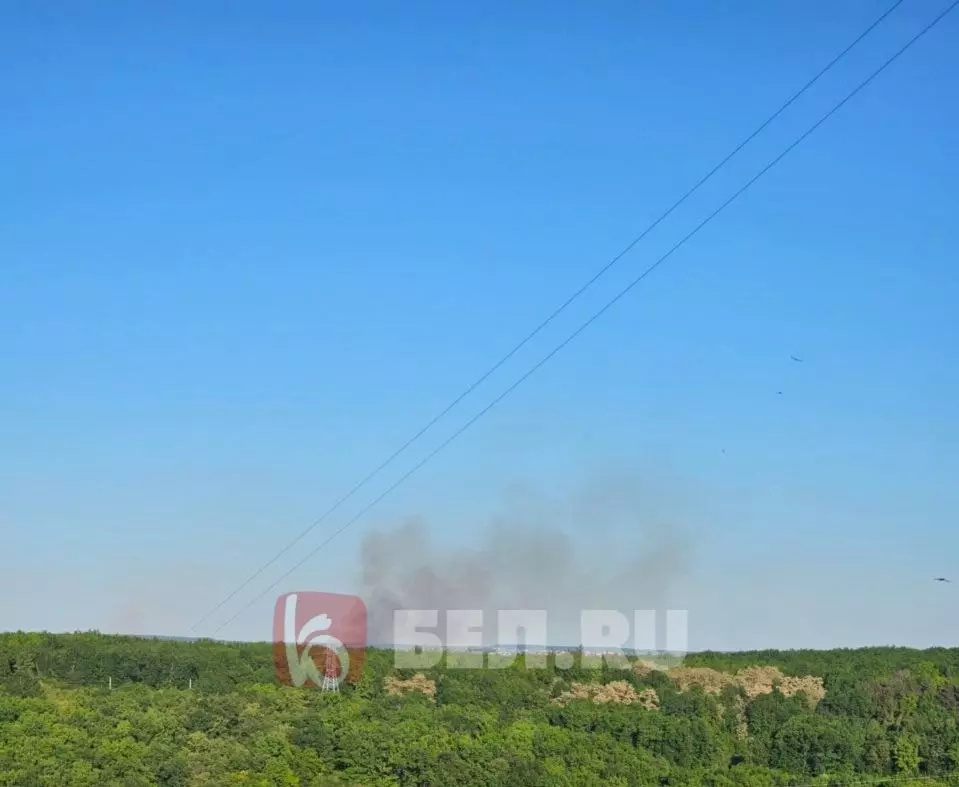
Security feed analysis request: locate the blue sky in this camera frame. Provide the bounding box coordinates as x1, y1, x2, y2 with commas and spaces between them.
2, 1, 957, 650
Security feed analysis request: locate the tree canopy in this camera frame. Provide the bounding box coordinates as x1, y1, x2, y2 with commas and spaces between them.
2, 632, 959, 786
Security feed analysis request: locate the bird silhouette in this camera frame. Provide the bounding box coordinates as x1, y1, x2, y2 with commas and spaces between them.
790, 355, 804, 363
934, 577, 950, 583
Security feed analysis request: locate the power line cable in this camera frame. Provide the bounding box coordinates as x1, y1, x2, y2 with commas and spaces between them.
188, 0, 907, 634
210, 0, 959, 636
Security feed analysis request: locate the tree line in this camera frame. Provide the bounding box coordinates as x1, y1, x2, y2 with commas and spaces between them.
2, 631, 959, 786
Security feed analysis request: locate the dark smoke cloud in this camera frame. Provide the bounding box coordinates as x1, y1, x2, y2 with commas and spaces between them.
358, 473, 693, 647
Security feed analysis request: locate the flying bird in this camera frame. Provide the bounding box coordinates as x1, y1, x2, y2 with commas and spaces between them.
790, 355, 804, 363
934, 577, 950, 583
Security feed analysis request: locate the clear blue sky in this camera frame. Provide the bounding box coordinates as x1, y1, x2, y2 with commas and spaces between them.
2, 1, 957, 650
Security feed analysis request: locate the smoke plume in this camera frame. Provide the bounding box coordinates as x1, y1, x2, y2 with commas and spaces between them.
358, 473, 693, 647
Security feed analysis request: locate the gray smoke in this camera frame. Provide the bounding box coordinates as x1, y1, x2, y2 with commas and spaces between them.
358, 473, 693, 647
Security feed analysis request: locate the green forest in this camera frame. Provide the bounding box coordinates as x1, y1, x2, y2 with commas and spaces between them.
2, 632, 959, 786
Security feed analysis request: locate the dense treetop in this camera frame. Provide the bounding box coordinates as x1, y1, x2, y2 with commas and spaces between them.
2, 631, 959, 786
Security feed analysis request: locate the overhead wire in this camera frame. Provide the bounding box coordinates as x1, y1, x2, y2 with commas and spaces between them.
187, 0, 909, 634
210, 0, 959, 636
